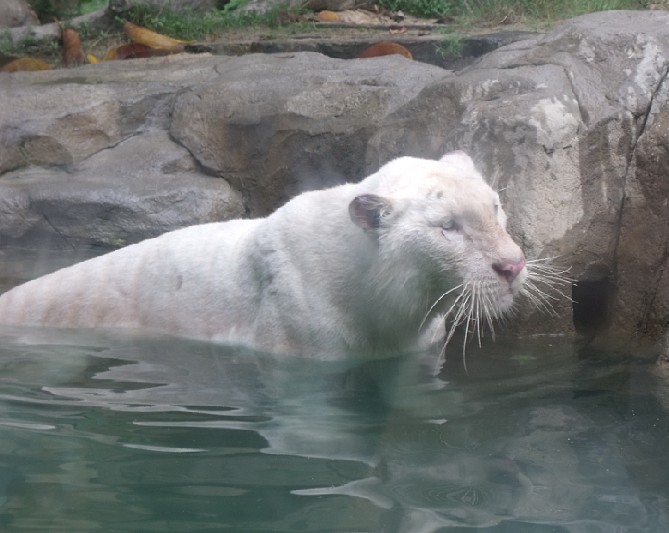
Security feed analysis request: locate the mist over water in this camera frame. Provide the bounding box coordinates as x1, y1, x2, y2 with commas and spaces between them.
0, 324, 667, 532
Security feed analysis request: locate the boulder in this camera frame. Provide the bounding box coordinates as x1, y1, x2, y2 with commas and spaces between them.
0, 0, 39, 28
169, 52, 449, 214
448, 10, 669, 345
0, 55, 247, 249
0, 51, 449, 247
1, 10, 669, 350
0, 131, 244, 249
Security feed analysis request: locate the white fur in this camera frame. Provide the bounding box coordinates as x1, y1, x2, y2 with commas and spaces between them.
0, 153, 527, 357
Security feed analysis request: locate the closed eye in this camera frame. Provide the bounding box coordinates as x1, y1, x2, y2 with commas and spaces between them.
442, 220, 460, 232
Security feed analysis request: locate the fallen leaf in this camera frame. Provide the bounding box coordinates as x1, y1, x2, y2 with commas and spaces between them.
103, 47, 117, 61
357, 42, 412, 59
324, 9, 386, 25
317, 10, 340, 22
123, 21, 187, 49
1, 57, 51, 72
62, 27, 85, 67
86, 54, 99, 64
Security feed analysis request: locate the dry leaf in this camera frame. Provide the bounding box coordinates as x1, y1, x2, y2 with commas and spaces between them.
62, 27, 85, 67
357, 42, 412, 59
1, 57, 51, 72
317, 10, 340, 22
123, 21, 186, 49
328, 9, 386, 25
103, 47, 117, 61
86, 54, 99, 64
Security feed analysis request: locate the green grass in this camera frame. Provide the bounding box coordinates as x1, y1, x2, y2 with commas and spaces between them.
80, 0, 109, 15
379, 0, 648, 24
119, 1, 302, 41
0, 29, 61, 60
434, 29, 464, 58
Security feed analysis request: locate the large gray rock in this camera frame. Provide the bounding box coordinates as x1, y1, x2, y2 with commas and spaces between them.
451, 10, 669, 345
0, 0, 39, 28
0, 51, 449, 247
170, 52, 449, 214
0, 55, 248, 249
1, 10, 669, 350
1, 131, 243, 249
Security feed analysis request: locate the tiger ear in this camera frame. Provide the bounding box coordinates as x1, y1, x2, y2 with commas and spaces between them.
349, 194, 392, 233
439, 150, 476, 174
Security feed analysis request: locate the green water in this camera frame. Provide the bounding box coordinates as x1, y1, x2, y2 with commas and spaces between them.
0, 327, 668, 532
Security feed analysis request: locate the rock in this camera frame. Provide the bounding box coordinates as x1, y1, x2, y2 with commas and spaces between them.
0, 129, 244, 249
448, 10, 669, 345
0, 0, 39, 28
109, 0, 221, 13
618, 90, 669, 341
169, 52, 448, 214
237, 0, 305, 14
1, 10, 669, 350
0, 55, 247, 249
5, 9, 109, 45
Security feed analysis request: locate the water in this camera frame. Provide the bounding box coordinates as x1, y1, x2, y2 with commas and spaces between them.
0, 325, 668, 532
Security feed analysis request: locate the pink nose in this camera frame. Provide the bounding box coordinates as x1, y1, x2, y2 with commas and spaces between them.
493, 257, 527, 283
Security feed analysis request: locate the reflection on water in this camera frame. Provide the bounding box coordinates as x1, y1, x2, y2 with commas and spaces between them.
0, 328, 667, 532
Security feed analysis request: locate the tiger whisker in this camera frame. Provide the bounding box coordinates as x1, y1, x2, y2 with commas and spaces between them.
419, 283, 464, 332
428, 257, 572, 375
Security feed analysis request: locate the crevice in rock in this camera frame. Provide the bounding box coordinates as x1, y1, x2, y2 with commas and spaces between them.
638, 241, 669, 335
611, 62, 669, 281
166, 130, 223, 180
559, 65, 588, 127
496, 60, 588, 125
572, 263, 613, 335
71, 131, 143, 168
42, 213, 76, 251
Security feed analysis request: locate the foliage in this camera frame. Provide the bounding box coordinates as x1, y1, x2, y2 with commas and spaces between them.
80, 0, 108, 14
378, 0, 648, 23
120, 2, 291, 41
379, 0, 453, 18
0, 29, 61, 60
434, 30, 463, 58
26, 0, 112, 21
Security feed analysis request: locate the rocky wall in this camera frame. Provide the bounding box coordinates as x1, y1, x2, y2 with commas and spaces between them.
1, 10, 668, 351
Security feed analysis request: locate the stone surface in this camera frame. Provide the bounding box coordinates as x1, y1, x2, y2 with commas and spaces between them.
454, 10, 669, 345
0, 56, 247, 249
169, 52, 449, 214
1, 10, 669, 351
0, 131, 244, 249
0, 0, 39, 28
239, 0, 305, 14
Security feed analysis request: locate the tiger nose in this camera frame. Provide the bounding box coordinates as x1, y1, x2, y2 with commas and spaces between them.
492, 256, 527, 283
